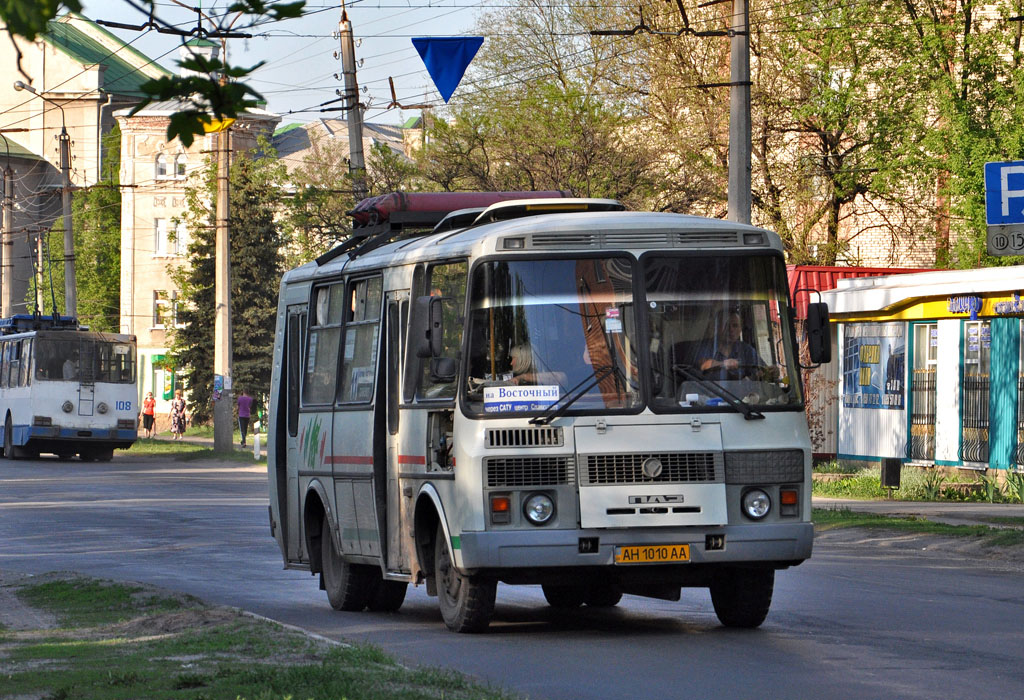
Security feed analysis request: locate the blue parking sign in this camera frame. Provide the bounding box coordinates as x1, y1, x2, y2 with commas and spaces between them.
985, 161, 1024, 225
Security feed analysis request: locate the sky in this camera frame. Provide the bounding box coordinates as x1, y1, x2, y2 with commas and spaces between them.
79, 1, 485, 126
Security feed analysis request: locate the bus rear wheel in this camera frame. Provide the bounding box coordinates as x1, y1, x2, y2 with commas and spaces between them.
434, 524, 495, 633
320, 519, 376, 611
709, 567, 774, 628
367, 580, 408, 612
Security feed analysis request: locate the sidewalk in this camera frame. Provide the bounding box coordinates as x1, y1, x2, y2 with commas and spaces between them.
813, 497, 1024, 528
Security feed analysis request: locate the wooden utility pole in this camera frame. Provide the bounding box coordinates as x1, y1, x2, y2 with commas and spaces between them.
339, 9, 367, 200
727, 0, 751, 225
59, 126, 76, 317
1, 162, 11, 318
213, 126, 233, 452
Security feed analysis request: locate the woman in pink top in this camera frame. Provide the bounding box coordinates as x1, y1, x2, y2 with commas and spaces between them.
237, 389, 253, 447
141, 391, 156, 438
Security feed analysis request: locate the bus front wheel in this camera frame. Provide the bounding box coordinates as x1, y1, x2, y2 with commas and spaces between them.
4, 416, 27, 460
434, 523, 495, 633
709, 567, 774, 628
320, 519, 376, 611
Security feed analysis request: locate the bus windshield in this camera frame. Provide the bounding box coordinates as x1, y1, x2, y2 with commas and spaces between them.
464, 258, 642, 416
643, 254, 802, 411
34, 338, 136, 384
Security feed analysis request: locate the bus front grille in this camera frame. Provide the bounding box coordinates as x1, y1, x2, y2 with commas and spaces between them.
485, 456, 573, 487
581, 452, 722, 485
486, 427, 564, 448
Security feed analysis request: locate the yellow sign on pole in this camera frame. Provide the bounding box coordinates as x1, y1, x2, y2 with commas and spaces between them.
203, 118, 235, 133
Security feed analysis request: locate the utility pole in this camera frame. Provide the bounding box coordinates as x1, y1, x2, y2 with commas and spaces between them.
338, 9, 367, 200
727, 0, 751, 225
59, 126, 76, 317
1, 161, 11, 318
213, 125, 233, 453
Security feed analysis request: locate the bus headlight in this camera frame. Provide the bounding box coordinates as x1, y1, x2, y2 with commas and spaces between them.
523, 493, 555, 525
741, 489, 771, 520
62, 401, 74, 413
97, 402, 109, 414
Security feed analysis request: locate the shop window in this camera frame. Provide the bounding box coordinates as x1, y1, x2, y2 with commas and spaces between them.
961, 320, 991, 465
909, 323, 937, 462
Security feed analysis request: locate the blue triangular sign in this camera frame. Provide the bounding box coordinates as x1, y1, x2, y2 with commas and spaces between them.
412, 37, 484, 103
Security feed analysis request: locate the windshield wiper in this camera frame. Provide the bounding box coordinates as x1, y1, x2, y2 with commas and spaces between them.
671, 364, 765, 421
529, 365, 616, 426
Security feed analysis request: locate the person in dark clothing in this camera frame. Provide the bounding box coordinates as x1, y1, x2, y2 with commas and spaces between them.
237, 389, 254, 447
698, 311, 763, 380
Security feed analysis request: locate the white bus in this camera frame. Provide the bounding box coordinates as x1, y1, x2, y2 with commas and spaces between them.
0, 315, 138, 461
267, 193, 830, 632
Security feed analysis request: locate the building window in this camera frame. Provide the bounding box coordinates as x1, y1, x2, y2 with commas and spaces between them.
153, 290, 178, 328
154, 218, 181, 256
174, 154, 187, 178
156, 153, 169, 179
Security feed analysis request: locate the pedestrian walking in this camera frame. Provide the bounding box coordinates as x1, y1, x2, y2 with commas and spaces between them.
169, 390, 187, 439
142, 391, 156, 438
237, 390, 253, 448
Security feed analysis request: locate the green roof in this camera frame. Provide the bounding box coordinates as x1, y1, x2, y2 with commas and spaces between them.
402, 116, 422, 129
274, 123, 306, 137
185, 38, 219, 48
0, 136, 44, 162
44, 15, 172, 97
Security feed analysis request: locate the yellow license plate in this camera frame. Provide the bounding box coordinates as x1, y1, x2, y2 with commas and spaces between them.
614, 544, 690, 564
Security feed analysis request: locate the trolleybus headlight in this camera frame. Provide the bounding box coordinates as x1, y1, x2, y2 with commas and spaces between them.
97, 402, 109, 414
523, 493, 555, 525
741, 489, 771, 520
62, 401, 74, 413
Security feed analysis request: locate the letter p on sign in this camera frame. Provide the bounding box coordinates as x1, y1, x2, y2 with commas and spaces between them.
985, 161, 1024, 225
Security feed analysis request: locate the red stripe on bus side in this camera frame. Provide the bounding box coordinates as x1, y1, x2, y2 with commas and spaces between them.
398, 455, 426, 465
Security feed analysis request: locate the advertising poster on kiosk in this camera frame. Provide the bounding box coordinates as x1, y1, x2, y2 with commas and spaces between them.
842, 323, 905, 409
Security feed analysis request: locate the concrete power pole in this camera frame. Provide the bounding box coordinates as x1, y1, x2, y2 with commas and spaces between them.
339, 10, 367, 201
59, 127, 76, 318
727, 0, 752, 225
213, 127, 234, 453
2, 163, 12, 318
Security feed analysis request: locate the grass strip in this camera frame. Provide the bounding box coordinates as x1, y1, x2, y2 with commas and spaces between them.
124, 439, 265, 463
812, 508, 1024, 547
2, 575, 517, 700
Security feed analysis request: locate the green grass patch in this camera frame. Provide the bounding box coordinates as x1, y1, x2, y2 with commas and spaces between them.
3, 574, 518, 700
125, 439, 264, 463
812, 508, 1024, 547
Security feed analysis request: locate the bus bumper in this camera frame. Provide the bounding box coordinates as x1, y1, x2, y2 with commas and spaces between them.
27, 426, 138, 442
456, 521, 813, 570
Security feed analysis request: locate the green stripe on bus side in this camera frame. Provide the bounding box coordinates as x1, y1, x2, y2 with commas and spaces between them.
451, 535, 461, 550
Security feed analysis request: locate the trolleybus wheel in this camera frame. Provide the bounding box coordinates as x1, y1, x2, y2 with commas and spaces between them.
367, 579, 408, 612
4, 416, 27, 460
709, 567, 774, 628
541, 584, 585, 609
583, 584, 623, 608
434, 523, 495, 633
320, 519, 375, 611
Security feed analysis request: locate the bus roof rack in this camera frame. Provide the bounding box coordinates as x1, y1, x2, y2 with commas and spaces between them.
0, 314, 79, 335
316, 191, 571, 266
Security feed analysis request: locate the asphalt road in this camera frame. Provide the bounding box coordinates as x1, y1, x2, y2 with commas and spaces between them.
2, 455, 1023, 700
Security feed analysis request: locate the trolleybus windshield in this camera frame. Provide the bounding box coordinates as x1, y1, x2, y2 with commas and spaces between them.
34, 338, 136, 383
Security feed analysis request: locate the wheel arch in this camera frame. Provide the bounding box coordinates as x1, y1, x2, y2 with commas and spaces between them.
303, 479, 332, 574
413, 483, 449, 580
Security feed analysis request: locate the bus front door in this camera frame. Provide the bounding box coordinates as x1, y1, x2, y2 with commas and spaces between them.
381, 291, 412, 574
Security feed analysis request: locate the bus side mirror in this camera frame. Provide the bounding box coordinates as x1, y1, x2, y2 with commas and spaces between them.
806, 302, 831, 365
412, 296, 444, 358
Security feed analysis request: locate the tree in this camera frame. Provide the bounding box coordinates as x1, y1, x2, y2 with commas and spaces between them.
168, 140, 284, 424
32, 125, 122, 330
415, 1, 658, 205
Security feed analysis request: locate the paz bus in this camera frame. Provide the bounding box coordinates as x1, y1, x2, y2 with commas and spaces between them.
0, 315, 138, 461
267, 191, 830, 632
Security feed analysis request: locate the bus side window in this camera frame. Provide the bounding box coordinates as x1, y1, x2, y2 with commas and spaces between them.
420, 261, 467, 400
21, 339, 32, 387
303, 284, 344, 405
0, 341, 7, 387
8, 341, 19, 388
338, 276, 382, 404
287, 311, 304, 436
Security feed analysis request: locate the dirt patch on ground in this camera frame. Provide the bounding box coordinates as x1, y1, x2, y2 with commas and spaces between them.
0, 572, 58, 631
814, 526, 1024, 574
108, 607, 242, 638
